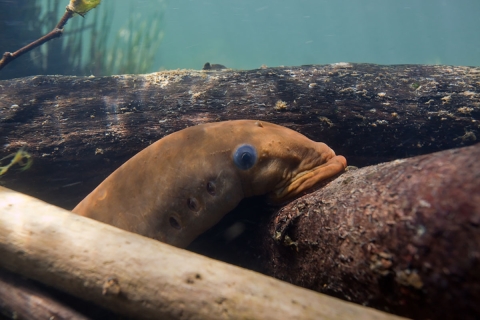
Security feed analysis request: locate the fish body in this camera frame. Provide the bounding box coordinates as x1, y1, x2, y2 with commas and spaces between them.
73, 120, 346, 247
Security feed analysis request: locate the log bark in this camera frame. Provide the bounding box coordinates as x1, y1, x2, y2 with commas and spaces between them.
262, 143, 480, 320
0, 266, 133, 320
0, 64, 479, 209
0, 186, 405, 320
0, 268, 91, 320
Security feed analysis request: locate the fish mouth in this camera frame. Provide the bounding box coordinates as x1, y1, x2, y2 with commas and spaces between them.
270, 155, 347, 203
270, 168, 317, 203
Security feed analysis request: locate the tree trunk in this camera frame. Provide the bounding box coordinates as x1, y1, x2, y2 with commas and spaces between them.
0, 186, 404, 320
262, 143, 480, 320
0, 64, 479, 209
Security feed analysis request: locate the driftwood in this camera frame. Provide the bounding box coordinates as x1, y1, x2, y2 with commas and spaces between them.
0, 186, 404, 320
0, 64, 479, 209
261, 143, 480, 320
0, 268, 91, 320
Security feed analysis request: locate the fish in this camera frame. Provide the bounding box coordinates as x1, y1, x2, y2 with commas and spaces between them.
72, 120, 346, 248
202, 62, 227, 70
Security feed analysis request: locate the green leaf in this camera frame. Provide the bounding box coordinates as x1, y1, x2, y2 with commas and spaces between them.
67, 0, 102, 16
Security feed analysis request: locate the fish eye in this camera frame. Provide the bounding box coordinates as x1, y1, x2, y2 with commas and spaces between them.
233, 144, 257, 170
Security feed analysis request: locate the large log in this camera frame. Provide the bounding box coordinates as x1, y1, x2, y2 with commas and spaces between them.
0, 186, 404, 320
262, 143, 480, 320
0, 268, 91, 320
0, 64, 479, 209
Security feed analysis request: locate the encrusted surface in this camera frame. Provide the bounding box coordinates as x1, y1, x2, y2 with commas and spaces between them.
264, 144, 480, 319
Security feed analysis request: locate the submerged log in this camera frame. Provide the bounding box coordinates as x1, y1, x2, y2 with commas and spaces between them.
0, 64, 479, 208
0, 186, 404, 320
0, 268, 90, 320
262, 143, 480, 320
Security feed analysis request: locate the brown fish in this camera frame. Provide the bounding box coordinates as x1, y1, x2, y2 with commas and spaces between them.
73, 120, 346, 248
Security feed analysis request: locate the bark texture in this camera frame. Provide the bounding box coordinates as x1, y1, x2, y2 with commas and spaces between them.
0, 268, 91, 320
0, 186, 405, 320
0, 64, 479, 209
263, 144, 480, 320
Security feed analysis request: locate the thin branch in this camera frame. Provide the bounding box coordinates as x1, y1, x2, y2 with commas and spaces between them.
0, 8, 75, 71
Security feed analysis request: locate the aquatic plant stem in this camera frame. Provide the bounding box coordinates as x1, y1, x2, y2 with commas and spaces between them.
0, 8, 74, 71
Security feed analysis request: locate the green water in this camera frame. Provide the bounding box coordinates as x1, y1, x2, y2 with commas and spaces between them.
158, 0, 480, 69
1, 0, 480, 78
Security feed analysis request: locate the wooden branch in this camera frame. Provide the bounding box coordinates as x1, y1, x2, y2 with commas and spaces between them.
263, 143, 480, 319
0, 64, 478, 209
0, 186, 405, 320
0, 9, 74, 71
0, 268, 90, 320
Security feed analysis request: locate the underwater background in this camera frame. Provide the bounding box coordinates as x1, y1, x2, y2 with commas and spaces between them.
1, 0, 480, 80
1, 2, 480, 319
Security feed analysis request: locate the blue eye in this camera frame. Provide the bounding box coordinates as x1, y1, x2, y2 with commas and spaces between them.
233, 144, 257, 170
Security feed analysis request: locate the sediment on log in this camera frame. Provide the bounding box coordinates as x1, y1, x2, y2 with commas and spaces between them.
0, 187, 405, 320
0, 64, 479, 208
262, 143, 480, 320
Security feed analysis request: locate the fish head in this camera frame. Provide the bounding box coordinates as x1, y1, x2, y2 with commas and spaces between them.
228, 121, 347, 203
